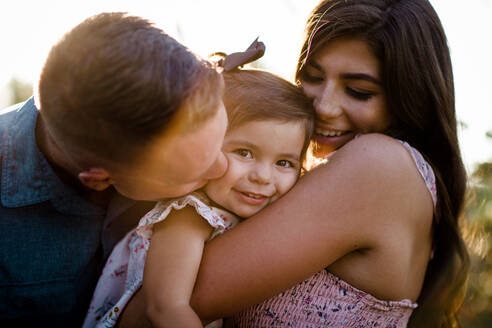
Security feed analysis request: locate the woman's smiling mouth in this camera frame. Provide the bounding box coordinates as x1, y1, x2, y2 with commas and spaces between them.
314, 127, 352, 137
311, 127, 356, 157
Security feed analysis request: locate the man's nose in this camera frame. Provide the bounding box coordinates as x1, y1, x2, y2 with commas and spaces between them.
204, 151, 228, 180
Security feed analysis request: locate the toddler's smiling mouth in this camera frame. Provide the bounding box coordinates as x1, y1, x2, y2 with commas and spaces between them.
241, 191, 266, 199
234, 189, 271, 205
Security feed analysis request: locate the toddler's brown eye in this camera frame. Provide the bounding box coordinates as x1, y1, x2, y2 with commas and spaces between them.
235, 149, 252, 158
277, 160, 293, 168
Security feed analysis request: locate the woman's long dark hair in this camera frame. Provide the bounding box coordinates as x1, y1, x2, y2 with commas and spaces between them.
296, 1, 469, 326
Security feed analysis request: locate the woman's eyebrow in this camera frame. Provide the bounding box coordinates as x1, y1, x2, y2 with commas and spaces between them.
341, 73, 382, 85
308, 61, 323, 71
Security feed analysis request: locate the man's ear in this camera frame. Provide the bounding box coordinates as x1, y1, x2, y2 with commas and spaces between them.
78, 168, 114, 191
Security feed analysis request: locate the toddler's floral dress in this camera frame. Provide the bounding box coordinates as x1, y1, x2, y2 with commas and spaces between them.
82, 192, 239, 328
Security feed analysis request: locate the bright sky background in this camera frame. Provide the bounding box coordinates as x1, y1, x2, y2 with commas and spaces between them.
0, 0, 490, 171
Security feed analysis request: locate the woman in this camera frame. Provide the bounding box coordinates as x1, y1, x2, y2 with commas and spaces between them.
120, 1, 469, 327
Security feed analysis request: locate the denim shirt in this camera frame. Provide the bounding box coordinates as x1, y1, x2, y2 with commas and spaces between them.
0, 99, 140, 326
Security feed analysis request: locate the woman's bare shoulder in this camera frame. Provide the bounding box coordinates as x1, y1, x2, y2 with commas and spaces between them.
335, 133, 413, 166
314, 133, 424, 188
302, 133, 433, 233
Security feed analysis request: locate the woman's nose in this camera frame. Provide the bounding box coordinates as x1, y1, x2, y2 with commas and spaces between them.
314, 83, 344, 120
248, 163, 272, 185
204, 151, 228, 180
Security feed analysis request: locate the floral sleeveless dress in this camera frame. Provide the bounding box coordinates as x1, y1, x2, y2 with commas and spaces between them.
231, 140, 437, 328
82, 192, 239, 328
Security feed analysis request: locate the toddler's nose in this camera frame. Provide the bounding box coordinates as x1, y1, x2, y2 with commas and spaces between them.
249, 162, 272, 185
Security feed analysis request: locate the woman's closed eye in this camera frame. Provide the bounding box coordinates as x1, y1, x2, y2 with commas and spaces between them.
346, 87, 375, 101
234, 148, 253, 159
301, 71, 324, 84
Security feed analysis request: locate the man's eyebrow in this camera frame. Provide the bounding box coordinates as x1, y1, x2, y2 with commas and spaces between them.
341, 73, 382, 86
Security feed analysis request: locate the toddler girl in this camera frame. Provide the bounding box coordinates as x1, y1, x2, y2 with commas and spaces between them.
83, 66, 314, 327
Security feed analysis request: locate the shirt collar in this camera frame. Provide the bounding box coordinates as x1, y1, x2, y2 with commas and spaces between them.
1, 98, 104, 217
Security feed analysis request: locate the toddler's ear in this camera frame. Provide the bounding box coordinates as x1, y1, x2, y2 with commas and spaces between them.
78, 168, 114, 191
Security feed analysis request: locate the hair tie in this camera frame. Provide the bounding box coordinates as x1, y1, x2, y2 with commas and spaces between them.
215, 37, 266, 72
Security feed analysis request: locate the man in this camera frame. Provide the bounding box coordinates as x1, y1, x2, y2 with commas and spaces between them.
0, 12, 227, 326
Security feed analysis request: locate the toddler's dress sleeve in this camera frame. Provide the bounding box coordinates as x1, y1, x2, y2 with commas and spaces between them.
82, 192, 229, 328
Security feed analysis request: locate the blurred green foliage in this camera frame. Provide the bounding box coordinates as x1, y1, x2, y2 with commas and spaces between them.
461, 160, 492, 327
7, 77, 33, 105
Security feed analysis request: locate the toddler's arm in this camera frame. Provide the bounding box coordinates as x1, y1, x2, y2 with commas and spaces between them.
143, 205, 213, 328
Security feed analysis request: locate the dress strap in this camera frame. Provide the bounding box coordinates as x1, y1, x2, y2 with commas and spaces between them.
398, 141, 437, 211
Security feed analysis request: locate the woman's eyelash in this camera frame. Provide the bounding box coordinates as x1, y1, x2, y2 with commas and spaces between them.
346, 87, 374, 101
302, 72, 377, 102
301, 71, 323, 83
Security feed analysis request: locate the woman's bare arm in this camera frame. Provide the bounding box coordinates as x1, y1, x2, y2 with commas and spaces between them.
190, 134, 428, 320
118, 134, 430, 326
